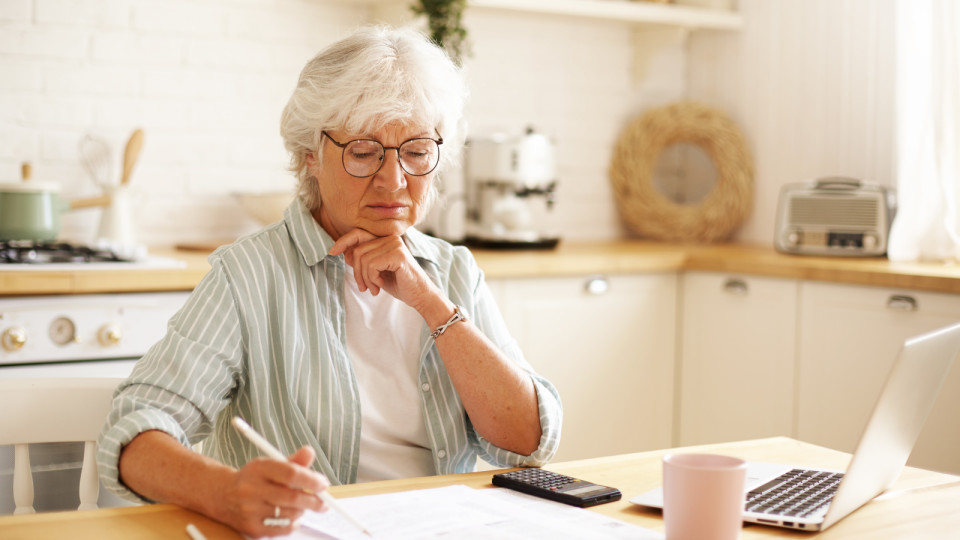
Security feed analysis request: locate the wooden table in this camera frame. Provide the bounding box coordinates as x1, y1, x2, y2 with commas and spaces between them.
1, 437, 958, 539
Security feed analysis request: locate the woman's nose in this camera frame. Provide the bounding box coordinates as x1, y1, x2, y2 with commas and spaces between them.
374, 149, 406, 191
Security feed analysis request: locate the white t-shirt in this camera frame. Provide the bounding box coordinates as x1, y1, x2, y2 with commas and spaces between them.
344, 265, 435, 482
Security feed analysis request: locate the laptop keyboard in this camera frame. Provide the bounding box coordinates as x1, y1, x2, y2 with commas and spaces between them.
745, 469, 844, 518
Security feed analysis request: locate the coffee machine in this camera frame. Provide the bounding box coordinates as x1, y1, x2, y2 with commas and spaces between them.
464, 127, 559, 249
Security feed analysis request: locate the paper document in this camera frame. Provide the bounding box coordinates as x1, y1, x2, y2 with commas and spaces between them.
281, 484, 663, 539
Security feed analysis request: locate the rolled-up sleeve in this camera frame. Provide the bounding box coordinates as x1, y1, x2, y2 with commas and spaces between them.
97, 260, 244, 502
467, 265, 563, 468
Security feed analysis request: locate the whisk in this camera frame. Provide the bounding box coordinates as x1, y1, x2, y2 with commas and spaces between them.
79, 135, 114, 188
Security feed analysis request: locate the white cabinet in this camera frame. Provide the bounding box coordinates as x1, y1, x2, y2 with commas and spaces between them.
490, 273, 677, 462
797, 282, 960, 474
678, 272, 799, 446
486, 265, 960, 475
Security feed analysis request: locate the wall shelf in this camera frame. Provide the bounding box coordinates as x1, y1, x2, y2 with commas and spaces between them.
467, 0, 742, 31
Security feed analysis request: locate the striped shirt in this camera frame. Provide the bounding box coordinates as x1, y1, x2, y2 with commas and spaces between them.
97, 198, 562, 502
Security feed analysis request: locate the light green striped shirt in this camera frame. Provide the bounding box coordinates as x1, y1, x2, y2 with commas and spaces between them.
98, 198, 562, 502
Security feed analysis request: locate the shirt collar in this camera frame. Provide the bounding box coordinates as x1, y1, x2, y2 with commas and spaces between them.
284, 197, 442, 268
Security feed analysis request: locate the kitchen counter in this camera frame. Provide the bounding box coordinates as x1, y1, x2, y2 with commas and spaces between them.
0, 248, 212, 296
2, 241, 960, 296
470, 242, 960, 294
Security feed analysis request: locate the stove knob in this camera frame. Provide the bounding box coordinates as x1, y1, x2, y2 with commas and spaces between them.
2, 326, 27, 351
98, 324, 122, 347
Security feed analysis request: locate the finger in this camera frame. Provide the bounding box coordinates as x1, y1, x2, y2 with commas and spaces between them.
351, 243, 394, 297
287, 445, 316, 467
360, 258, 381, 296
328, 228, 377, 257
266, 458, 330, 496
346, 239, 386, 294
353, 259, 368, 292
273, 486, 325, 513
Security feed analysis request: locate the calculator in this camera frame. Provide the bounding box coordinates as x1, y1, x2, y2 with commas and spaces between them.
491, 468, 622, 507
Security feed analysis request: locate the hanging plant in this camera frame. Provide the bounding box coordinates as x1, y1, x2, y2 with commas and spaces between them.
410, 0, 470, 66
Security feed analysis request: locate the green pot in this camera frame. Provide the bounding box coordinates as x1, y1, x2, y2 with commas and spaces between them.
0, 182, 69, 242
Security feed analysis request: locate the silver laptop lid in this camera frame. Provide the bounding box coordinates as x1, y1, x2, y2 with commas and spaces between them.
821, 321, 960, 529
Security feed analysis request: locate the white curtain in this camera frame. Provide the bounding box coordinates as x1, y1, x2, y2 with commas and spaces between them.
887, 0, 960, 262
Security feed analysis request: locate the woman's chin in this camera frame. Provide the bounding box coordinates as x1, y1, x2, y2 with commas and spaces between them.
365, 220, 413, 238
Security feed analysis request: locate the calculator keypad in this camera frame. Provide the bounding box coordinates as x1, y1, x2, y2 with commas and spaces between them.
500, 469, 576, 490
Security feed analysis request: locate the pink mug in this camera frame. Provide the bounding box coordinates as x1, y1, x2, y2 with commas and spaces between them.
662, 453, 747, 540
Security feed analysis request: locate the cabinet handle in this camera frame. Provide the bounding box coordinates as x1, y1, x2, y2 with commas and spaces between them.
886, 295, 918, 312
722, 278, 748, 296
584, 275, 609, 295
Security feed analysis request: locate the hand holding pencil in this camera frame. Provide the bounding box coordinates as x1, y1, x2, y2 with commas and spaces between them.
231, 416, 373, 536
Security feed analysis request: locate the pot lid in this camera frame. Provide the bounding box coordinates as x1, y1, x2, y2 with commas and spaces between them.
0, 181, 60, 193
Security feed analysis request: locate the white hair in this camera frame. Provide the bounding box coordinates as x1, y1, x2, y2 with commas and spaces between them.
280, 25, 468, 212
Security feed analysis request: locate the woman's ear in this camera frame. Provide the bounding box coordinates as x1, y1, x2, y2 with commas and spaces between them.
305, 152, 322, 177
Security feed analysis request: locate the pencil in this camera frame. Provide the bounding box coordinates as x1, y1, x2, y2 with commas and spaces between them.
231, 416, 373, 536
186, 523, 208, 540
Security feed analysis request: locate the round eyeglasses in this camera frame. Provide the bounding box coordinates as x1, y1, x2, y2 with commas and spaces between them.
322, 131, 443, 178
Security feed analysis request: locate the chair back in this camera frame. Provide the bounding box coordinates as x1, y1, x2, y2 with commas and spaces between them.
0, 377, 122, 514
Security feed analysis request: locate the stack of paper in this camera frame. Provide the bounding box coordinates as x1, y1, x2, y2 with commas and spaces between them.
287, 485, 663, 539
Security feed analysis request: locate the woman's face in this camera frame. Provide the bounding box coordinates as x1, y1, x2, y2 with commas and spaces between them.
306, 122, 436, 240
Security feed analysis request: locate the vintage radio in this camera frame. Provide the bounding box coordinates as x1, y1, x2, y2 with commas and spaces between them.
774, 177, 894, 257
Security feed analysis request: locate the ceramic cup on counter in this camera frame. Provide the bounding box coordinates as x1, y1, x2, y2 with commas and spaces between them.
662, 453, 747, 540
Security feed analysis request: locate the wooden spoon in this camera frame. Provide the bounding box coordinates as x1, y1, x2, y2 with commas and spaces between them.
120, 128, 144, 186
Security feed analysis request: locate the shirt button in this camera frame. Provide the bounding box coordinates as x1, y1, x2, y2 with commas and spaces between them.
437, 449, 447, 458
421, 383, 431, 391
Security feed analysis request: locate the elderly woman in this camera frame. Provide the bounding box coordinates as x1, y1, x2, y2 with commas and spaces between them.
97, 25, 562, 538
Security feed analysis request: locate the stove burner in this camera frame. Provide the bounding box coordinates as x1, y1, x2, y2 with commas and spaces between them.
0, 241, 132, 264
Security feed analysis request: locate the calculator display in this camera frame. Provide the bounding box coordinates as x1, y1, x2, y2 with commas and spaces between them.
562, 484, 612, 497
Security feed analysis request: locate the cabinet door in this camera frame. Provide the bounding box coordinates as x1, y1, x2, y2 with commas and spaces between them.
797, 282, 960, 474
493, 273, 676, 462
679, 272, 799, 446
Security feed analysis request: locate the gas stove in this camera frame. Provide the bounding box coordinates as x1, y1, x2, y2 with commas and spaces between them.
0, 241, 132, 264
0, 243, 192, 516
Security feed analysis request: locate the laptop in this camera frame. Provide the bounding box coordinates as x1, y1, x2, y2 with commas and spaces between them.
630, 321, 960, 532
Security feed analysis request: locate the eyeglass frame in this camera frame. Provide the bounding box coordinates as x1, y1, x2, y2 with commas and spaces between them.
321, 130, 444, 178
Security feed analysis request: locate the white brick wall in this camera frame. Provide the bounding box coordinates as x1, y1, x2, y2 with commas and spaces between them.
1, 0, 682, 247
688, 0, 897, 247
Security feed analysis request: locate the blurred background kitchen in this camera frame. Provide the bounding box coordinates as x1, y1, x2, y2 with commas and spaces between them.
0, 0, 894, 248
6, 0, 960, 516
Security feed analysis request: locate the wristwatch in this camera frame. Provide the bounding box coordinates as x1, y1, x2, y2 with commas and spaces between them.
431, 305, 467, 339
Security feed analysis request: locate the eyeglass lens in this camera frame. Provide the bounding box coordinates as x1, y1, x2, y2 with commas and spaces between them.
343, 138, 440, 177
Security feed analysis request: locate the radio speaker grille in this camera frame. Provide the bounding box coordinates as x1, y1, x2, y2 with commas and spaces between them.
789, 197, 879, 226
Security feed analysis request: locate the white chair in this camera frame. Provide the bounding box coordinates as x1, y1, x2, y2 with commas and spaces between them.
0, 377, 122, 514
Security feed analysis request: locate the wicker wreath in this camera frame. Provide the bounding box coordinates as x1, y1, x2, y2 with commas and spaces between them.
609, 102, 754, 243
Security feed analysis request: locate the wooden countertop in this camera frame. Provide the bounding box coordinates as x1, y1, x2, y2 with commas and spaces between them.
2, 241, 960, 296
471, 241, 960, 294
0, 247, 212, 296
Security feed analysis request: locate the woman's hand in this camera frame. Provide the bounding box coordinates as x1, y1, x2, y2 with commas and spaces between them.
329, 229, 438, 310
218, 446, 329, 538
119, 431, 332, 538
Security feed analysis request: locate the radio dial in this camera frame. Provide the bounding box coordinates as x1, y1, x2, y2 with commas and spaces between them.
863, 233, 878, 250
98, 324, 122, 347
786, 230, 800, 247
2, 326, 27, 351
